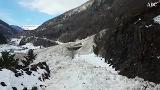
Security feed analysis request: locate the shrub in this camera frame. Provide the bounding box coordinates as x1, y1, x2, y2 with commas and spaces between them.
31, 86, 38, 90
23, 87, 27, 90
0, 51, 19, 69
22, 49, 37, 67
0, 50, 37, 69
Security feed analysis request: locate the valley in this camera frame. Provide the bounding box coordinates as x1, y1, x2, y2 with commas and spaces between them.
1, 0, 160, 90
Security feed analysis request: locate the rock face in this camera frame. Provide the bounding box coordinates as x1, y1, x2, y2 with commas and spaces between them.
94, 0, 160, 83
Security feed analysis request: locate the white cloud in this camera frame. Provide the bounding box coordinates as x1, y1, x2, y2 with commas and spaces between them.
18, 0, 88, 15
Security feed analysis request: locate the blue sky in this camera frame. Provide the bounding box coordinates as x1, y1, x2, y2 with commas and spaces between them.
0, 0, 87, 26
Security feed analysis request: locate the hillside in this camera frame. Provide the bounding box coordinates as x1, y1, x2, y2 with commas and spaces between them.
5, 0, 160, 89
34, 35, 160, 90
21, 0, 114, 42
30, 0, 160, 85
10, 25, 24, 33
94, 0, 160, 84
0, 20, 18, 37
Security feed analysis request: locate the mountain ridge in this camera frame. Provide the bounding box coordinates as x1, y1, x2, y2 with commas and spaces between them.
0, 19, 24, 36
21, 0, 113, 42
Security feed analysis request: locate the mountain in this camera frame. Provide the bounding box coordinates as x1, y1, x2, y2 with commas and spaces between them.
20, 0, 160, 84
10, 25, 24, 33
2, 0, 160, 89
0, 19, 19, 36
0, 20, 24, 44
22, 0, 113, 42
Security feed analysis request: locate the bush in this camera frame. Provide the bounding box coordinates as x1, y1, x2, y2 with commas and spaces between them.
31, 86, 38, 90
0, 50, 37, 69
0, 51, 19, 69
22, 49, 37, 67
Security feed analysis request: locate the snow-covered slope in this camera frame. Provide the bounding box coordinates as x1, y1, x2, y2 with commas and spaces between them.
0, 68, 46, 90
63, 0, 94, 18
0, 43, 40, 53
34, 36, 160, 90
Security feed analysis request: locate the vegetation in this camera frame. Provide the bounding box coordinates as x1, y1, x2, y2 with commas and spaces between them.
22, 0, 114, 43
0, 51, 19, 69
0, 50, 37, 69
93, 30, 106, 57
93, 0, 160, 83
31, 86, 38, 90
0, 34, 7, 44
22, 49, 37, 67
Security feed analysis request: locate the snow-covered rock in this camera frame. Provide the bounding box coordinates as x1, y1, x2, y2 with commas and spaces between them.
10, 38, 22, 45
0, 62, 49, 90
154, 15, 160, 24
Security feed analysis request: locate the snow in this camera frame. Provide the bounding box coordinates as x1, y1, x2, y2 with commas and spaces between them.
21, 25, 39, 30
63, 0, 94, 19
0, 44, 21, 52
1, 35, 160, 90
21, 42, 40, 50
0, 68, 46, 90
10, 38, 22, 45
34, 36, 160, 90
0, 43, 41, 53
55, 41, 64, 45
153, 15, 160, 24
0, 39, 49, 90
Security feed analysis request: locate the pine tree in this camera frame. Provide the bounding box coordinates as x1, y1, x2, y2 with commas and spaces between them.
0, 51, 19, 69
22, 49, 37, 67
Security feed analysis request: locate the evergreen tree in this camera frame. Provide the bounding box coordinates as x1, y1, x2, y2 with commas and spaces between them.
0, 51, 19, 69
22, 49, 37, 67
